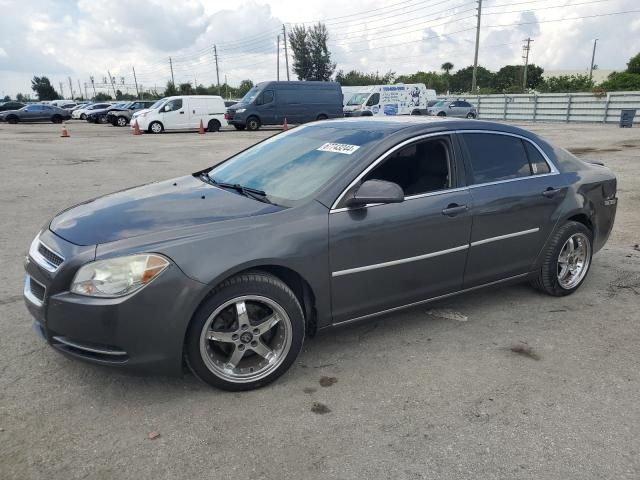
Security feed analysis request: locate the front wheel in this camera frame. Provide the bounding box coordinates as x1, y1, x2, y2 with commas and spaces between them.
149, 121, 163, 134
316, 114, 328, 121
466, 112, 476, 119
185, 271, 305, 391
51, 115, 62, 124
116, 116, 128, 127
207, 119, 221, 132
7, 116, 18, 124
529, 221, 593, 296
80, 113, 86, 120
98, 115, 108, 124
245, 116, 260, 131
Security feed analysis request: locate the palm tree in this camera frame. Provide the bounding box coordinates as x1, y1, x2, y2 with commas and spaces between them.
441, 62, 454, 74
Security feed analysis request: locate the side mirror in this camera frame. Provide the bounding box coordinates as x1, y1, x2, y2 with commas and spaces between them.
346, 180, 404, 208
449, 103, 455, 108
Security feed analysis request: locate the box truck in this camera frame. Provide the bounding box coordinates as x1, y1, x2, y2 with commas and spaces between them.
343, 84, 436, 117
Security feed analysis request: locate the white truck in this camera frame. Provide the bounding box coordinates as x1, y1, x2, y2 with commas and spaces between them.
342, 84, 436, 117
131, 95, 227, 134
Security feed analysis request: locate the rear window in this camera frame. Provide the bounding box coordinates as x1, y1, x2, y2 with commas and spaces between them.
463, 133, 531, 184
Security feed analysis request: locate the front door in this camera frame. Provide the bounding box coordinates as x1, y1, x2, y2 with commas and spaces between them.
329, 135, 473, 323
458, 132, 567, 287
160, 98, 187, 129
256, 90, 276, 125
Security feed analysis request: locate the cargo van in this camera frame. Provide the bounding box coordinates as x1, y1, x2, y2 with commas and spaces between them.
340, 86, 362, 106
343, 84, 436, 117
132, 95, 227, 134
226, 81, 343, 131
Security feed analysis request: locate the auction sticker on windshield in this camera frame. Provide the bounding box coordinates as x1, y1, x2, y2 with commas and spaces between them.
317, 143, 361, 155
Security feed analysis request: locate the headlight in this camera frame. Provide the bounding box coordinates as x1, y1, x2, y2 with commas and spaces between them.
70, 254, 169, 297
235, 108, 246, 113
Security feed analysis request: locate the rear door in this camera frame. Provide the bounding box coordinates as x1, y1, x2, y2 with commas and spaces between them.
458, 131, 566, 287
329, 135, 472, 323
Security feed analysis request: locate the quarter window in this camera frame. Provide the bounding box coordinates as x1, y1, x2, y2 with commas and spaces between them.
363, 137, 451, 197
463, 133, 531, 184
523, 141, 551, 174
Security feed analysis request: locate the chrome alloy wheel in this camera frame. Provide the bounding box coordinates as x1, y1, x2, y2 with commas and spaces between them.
557, 233, 591, 290
199, 295, 292, 383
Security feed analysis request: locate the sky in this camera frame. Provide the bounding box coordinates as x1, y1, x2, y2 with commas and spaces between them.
0, 0, 639, 98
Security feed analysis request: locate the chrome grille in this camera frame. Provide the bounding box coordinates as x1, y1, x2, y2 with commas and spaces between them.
29, 277, 46, 301
36, 242, 64, 270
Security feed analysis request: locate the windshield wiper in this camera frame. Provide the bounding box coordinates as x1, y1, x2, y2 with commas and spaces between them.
201, 174, 274, 205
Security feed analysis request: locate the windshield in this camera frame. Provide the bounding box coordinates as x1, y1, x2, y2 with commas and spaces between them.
346, 93, 370, 106
239, 87, 260, 104
207, 125, 385, 206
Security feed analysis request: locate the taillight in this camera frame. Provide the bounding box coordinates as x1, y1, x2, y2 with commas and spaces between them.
224, 112, 229, 120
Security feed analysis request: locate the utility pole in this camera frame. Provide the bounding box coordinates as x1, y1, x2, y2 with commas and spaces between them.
84, 82, 88, 100
169, 57, 175, 86
107, 71, 117, 97
282, 24, 290, 81
213, 45, 221, 95
90, 76, 97, 98
522, 37, 533, 91
471, 0, 483, 92
225, 75, 228, 99
77, 79, 82, 100
132, 66, 140, 97
68, 77, 74, 99
588, 38, 598, 83
59, 82, 65, 99
277, 34, 280, 81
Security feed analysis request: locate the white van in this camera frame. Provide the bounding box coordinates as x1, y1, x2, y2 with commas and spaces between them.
343, 84, 436, 117
132, 95, 227, 133
340, 86, 362, 106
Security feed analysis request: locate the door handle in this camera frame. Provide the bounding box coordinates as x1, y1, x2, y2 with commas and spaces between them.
442, 203, 468, 217
179, 111, 184, 114
542, 187, 562, 198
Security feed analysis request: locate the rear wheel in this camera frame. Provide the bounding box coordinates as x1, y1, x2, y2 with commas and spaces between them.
185, 271, 305, 391
116, 116, 128, 127
207, 119, 221, 132
466, 112, 476, 119
411, 110, 421, 115
149, 121, 163, 134
316, 114, 328, 121
246, 116, 260, 131
529, 221, 593, 296
51, 115, 62, 124
98, 115, 108, 124
437, 111, 446, 117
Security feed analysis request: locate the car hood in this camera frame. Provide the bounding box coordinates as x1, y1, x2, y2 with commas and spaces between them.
50, 175, 282, 246
228, 102, 248, 110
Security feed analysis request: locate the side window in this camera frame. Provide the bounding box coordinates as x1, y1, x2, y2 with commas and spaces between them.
524, 141, 551, 174
262, 90, 274, 104
164, 99, 182, 111
463, 133, 531, 184
366, 93, 380, 106
363, 138, 451, 197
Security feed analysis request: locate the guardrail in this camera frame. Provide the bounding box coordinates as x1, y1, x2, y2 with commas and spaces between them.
438, 91, 640, 124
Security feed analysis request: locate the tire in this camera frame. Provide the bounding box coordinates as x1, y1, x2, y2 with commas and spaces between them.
466, 112, 476, 119
437, 111, 446, 117
234, 125, 246, 131
80, 113, 86, 120
529, 221, 593, 296
316, 114, 328, 121
98, 115, 108, 124
185, 271, 305, 391
7, 116, 18, 124
411, 110, 421, 116
207, 119, 221, 132
246, 116, 260, 131
51, 115, 62, 124
116, 116, 128, 127
149, 121, 163, 134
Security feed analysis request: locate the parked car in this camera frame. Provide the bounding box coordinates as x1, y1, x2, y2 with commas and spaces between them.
343, 84, 437, 117
72, 103, 112, 120
428, 100, 477, 118
132, 95, 226, 133
108, 100, 157, 127
226, 81, 343, 131
86, 102, 130, 123
24, 117, 617, 391
0, 101, 25, 112
0, 104, 71, 123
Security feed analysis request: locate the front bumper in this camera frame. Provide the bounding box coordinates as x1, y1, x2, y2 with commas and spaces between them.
24, 229, 206, 375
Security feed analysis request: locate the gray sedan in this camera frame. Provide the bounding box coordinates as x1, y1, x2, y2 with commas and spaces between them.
0, 104, 71, 123
428, 100, 477, 118
23, 117, 617, 390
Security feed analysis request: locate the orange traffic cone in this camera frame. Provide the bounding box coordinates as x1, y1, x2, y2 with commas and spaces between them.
60, 125, 70, 138
199, 119, 205, 134
133, 119, 141, 136
282, 117, 288, 131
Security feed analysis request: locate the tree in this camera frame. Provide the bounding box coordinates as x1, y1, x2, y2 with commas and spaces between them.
16, 93, 32, 102
2, 95, 10, 102
335, 69, 395, 86
396, 71, 448, 93
599, 72, 640, 91
288, 23, 335, 81
164, 81, 178, 96
626, 52, 640, 74
538, 74, 593, 92
491, 64, 544, 92
441, 62, 454, 74
178, 83, 194, 95
94, 92, 113, 101
30, 76, 59, 100
237, 79, 254, 97
449, 66, 494, 92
